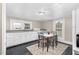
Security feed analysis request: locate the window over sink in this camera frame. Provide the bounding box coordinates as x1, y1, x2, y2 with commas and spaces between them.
10, 19, 32, 30
24, 23, 31, 29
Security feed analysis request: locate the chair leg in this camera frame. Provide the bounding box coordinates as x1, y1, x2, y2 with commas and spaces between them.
52, 40, 54, 49
55, 41, 58, 47
55, 35, 58, 48
38, 40, 40, 48
47, 43, 49, 52
47, 39, 50, 52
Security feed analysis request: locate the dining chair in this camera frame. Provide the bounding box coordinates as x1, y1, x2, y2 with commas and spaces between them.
38, 33, 48, 51
51, 31, 58, 47
42, 36, 48, 51
38, 34, 43, 48
50, 36, 54, 49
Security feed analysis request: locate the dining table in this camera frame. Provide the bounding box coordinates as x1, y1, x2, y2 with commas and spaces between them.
39, 33, 54, 52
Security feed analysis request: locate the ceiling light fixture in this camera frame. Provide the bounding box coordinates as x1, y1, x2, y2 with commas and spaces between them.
36, 8, 48, 16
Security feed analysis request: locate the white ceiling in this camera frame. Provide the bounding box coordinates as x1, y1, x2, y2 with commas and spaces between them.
6, 3, 79, 21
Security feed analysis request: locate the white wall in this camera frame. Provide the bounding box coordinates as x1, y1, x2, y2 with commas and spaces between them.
0, 3, 2, 55
6, 17, 10, 30
32, 21, 41, 30
41, 21, 53, 31
65, 17, 72, 43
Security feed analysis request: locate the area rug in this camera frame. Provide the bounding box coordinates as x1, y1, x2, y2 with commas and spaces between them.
26, 43, 68, 55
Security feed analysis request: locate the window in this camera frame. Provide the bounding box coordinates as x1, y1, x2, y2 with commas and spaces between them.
24, 23, 30, 29
56, 22, 62, 37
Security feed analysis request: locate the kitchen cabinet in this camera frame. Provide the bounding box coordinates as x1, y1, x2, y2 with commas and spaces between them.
72, 9, 79, 53
6, 31, 38, 47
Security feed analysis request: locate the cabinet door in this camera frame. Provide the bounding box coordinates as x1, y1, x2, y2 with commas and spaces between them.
6, 33, 15, 47
6, 32, 26, 47
13, 32, 25, 45
25, 32, 38, 42
6, 32, 38, 47
24, 32, 30, 42
31, 32, 38, 41
76, 9, 79, 34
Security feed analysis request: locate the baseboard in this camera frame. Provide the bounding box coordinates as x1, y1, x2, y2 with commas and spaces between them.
58, 40, 72, 45
7, 39, 38, 49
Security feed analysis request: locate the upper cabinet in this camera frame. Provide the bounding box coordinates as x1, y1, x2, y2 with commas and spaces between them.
10, 19, 32, 30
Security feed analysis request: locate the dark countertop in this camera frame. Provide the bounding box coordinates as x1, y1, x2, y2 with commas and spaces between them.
6, 30, 35, 33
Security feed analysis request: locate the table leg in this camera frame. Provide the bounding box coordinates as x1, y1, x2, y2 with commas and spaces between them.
38, 40, 40, 48
42, 42, 44, 51
47, 38, 50, 52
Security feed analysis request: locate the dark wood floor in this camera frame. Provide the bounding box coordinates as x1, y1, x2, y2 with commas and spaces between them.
6, 40, 72, 55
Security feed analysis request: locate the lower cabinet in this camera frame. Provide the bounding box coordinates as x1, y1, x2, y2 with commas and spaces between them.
6, 32, 38, 47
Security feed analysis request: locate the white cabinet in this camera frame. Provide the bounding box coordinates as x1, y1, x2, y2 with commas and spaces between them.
6, 32, 25, 47
24, 32, 38, 42
13, 33, 25, 45
72, 9, 79, 52
6, 33, 15, 47
6, 32, 38, 47
30, 32, 38, 41
76, 9, 79, 34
